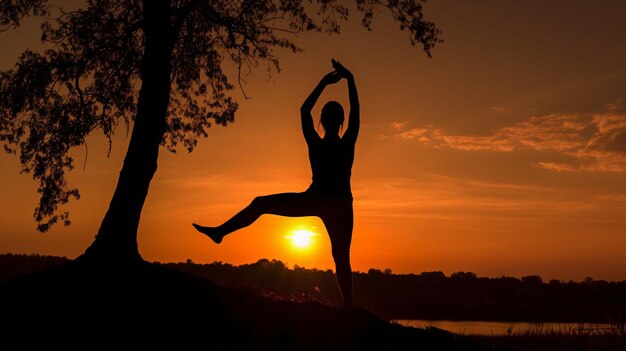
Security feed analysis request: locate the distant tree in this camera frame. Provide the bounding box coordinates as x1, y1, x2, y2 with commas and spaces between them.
0, 0, 441, 265
450, 271, 477, 280
368, 268, 383, 276
495, 276, 521, 290
548, 279, 560, 286
521, 275, 543, 285
419, 271, 445, 279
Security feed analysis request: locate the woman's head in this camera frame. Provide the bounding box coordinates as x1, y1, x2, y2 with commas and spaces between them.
320, 101, 344, 136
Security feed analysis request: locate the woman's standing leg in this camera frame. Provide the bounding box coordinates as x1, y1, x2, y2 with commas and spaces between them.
193, 193, 313, 243
322, 201, 354, 307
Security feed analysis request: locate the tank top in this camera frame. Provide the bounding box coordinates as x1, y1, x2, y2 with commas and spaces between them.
306, 137, 354, 198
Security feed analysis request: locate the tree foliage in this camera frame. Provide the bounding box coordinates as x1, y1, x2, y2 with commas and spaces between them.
0, 0, 441, 232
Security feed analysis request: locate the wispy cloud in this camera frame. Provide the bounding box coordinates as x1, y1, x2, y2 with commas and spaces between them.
394, 113, 626, 172
596, 193, 626, 202
391, 120, 409, 131
352, 174, 604, 221
533, 162, 578, 172
396, 128, 430, 141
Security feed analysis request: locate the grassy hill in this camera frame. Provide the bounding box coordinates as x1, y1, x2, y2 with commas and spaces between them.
0, 256, 498, 350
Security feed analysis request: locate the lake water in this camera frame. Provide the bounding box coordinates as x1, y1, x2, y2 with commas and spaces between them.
393, 320, 612, 336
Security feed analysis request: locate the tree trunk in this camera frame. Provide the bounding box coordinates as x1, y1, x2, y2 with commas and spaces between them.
79, 0, 173, 266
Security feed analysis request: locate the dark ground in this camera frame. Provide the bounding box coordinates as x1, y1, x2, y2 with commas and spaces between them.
0, 260, 506, 351
4, 254, 626, 324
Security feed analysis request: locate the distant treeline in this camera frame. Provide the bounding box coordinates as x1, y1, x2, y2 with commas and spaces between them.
0, 253, 70, 282
2, 254, 625, 323
163, 259, 626, 323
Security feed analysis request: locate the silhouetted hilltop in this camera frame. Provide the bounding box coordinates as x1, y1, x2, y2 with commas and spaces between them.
0, 256, 497, 351
0, 253, 71, 281
3, 254, 626, 323
163, 259, 626, 323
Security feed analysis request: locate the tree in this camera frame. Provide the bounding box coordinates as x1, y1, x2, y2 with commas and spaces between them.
451, 271, 477, 280
0, 0, 441, 265
521, 275, 543, 285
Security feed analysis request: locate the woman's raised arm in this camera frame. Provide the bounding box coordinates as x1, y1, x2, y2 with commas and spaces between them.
300, 71, 341, 144
332, 59, 359, 143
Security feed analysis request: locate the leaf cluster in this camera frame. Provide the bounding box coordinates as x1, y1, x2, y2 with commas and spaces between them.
0, 0, 441, 231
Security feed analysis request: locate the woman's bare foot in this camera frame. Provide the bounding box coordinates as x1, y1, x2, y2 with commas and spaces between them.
192, 223, 224, 244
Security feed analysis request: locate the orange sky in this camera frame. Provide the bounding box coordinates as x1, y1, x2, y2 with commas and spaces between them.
1, 1, 626, 281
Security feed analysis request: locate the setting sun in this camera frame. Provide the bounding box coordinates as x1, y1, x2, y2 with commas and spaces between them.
285, 229, 317, 249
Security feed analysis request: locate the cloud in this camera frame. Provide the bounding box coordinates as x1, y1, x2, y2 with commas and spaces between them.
352, 174, 601, 221
596, 193, 626, 202
395, 128, 430, 140
391, 121, 409, 131
534, 162, 577, 172
395, 113, 626, 172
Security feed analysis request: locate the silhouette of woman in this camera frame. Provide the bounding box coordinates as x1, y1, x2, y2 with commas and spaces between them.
193, 59, 359, 307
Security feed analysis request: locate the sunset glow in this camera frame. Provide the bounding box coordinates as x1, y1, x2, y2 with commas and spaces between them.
1, 1, 626, 282
285, 229, 318, 249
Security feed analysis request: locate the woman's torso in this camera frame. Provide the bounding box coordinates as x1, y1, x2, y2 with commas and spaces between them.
306, 137, 354, 198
